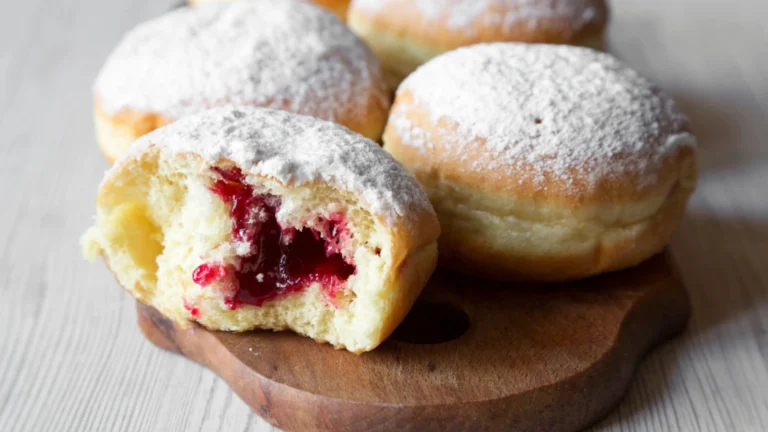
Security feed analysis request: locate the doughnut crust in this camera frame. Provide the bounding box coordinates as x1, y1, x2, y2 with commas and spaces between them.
94, 1, 388, 163
83, 107, 439, 353
384, 43, 697, 282
348, 0, 609, 85
189, 0, 351, 21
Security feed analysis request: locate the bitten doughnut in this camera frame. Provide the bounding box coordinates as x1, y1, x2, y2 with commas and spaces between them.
348, 0, 609, 85
82, 107, 440, 353
384, 43, 697, 282
188, 0, 351, 21
93, 0, 388, 163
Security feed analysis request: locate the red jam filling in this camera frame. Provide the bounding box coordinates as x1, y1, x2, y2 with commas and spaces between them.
192, 262, 228, 286
183, 299, 201, 318
193, 167, 355, 309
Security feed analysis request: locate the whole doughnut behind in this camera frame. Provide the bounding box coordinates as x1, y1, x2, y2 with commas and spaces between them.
384, 43, 697, 283
348, 0, 609, 87
94, 0, 389, 163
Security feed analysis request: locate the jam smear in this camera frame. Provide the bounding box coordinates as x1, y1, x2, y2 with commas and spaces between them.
183, 299, 201, 318
192, 262, 227, 287
195, 167, 355, 308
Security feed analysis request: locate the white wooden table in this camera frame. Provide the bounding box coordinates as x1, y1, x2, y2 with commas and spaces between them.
1, 0, 767, 430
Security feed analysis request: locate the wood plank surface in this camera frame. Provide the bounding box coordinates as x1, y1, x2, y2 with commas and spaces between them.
0, 0, 766, 430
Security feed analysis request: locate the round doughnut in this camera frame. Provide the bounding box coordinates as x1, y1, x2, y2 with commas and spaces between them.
348, 0, 609, 86
94, 0, 389, 163
188, 0, 351, 21
384, 43, 697, 282
82, 106, 440, 353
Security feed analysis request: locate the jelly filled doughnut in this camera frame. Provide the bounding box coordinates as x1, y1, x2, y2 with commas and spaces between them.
82, 107, 440, 353
94, 0, 389, 163
348, 0, 609, 86
188, 0, 352, 21
384, 43, 697, 283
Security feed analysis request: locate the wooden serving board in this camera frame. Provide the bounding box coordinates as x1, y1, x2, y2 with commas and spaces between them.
137, 251, 690, 432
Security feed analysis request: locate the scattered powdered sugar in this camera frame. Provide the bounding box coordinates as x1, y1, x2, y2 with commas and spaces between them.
394, 43, 696, 191
393, 116, 434, 151
94, 0, 387, 121
352, 0, 605, 35
114, 106, 434, 227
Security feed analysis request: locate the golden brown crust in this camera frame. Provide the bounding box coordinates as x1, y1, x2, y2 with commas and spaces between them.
350, 0, 608, 48
310, 0, 351, 20
349, 0, 609, 82
94, 82, 389, 163
329, 88, 391, 143
189, 0, 351, 21
94, 102, 171, 164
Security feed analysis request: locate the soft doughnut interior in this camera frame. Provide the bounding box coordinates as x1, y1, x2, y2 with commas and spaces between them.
82, 150, 409, 353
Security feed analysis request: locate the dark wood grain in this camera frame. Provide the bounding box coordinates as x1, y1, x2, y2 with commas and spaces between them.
137, 251, 690, 432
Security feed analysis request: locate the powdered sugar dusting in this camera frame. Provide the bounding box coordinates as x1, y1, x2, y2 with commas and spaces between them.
393, 116, 434, 151
352, 0, 605, 35
116, 106, 434, 228
394, 43, 696, 191
94, 1, 387, 121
